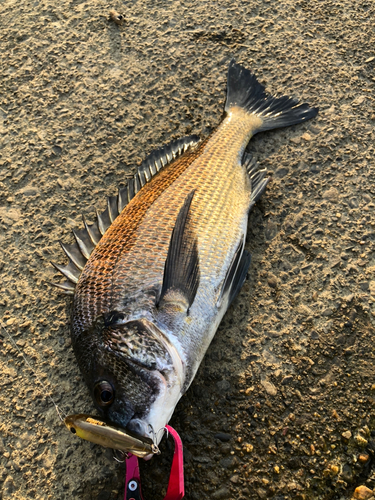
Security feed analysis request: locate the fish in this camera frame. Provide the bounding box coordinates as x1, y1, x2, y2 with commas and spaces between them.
52, 60, 318, 450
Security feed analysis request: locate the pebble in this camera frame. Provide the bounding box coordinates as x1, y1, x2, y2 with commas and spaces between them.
214, 433, 232, 442
2, 476, 15, 498
260, 378, 277, 396
342, 430, 352, 440
267, 274, 278, 288
109, 10, 125, 26
355, 434, 368, 447
216, 379, 231, 394
352, 485, 374, 500
323, 187, 339, 202
281, 375, 293, 385
358, 453, 370, 463
212, 487, 230, 500
243, 443, 253, 453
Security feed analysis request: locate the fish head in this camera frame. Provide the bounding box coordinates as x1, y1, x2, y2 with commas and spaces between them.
72, 314, 184, 445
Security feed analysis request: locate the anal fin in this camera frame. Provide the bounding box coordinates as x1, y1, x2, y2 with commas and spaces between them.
242, 153, 269, 212
227, 250, 251, 307
217, 239, 251, 308
157, 190, 200, 312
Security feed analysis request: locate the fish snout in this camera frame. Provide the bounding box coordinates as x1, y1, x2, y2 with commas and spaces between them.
127, 418, 150, 438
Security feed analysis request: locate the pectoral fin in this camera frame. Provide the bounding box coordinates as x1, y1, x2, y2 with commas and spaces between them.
157, 190, 200, 313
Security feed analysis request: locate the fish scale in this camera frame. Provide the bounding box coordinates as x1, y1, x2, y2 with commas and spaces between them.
87, 108, 256, 322
54, 60, 318, 445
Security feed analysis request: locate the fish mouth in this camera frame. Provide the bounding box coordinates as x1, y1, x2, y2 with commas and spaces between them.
126, 418, 151, 438
125, 368, 170, 441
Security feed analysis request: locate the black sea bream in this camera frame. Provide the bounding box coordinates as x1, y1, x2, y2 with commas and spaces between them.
53, 60, 318, 447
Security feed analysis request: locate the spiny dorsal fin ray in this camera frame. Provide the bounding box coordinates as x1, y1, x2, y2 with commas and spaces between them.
107, 195, 119, 223
52, 135, 200, 293
48, 280, 75, 295
157, 189, 200, 312
72, 227, 95, 260
83, 215, 101, 246
59, 241, 87, 270
51, 260, 81, 284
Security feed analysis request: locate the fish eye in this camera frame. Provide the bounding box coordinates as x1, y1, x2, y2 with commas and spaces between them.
94, 381, 115, 407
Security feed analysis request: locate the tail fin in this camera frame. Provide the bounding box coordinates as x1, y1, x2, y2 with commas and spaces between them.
225, 59, 318, 133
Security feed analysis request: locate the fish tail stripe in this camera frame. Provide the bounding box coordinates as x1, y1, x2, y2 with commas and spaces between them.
225, 59, 318, 133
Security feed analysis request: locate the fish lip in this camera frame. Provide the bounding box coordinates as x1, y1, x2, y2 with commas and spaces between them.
126, 418, 150, 438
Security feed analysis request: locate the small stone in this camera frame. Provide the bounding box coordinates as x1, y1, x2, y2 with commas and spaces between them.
365, 56, 375, 63
274, 465, 280, 474
212, 488, 230, 500
352, 485, 374, 500
216, 379, 231, 394
355, 434, 368, 447
2, 476, 15, 497
324, 463, 340, 476
342, 430, 352, 440
265, 220, 278, 240
290, 136, 301, 144
358, 453, 370, 463
323, 187, 339, 202
275, 167, 289, 178
230, 474, 239, 484
267, 274, 278, 288
260, 378, 277, 396
214, 433, 232, 442
257, 488, 268, 499
109, 10, 125, 26
243, 443, 253, 453
281, 375, 293, 385
301, 132, 312, 141
331, 409, 339, 420
342, 464, 353, 482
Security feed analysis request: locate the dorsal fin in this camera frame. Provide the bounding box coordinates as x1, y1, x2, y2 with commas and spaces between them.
157, 190, 200, 313
51, 135, 200, 293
